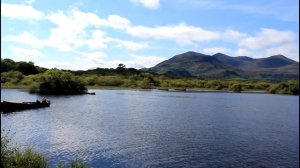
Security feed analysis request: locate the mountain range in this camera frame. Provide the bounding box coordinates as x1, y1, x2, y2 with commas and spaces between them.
148, 51, 299, 81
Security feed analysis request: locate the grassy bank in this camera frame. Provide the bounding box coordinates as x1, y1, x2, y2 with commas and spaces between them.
1, 130, 88, 168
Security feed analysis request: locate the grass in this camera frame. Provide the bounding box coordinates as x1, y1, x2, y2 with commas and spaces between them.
5, 149, 48, 168
1, 130, 88, 168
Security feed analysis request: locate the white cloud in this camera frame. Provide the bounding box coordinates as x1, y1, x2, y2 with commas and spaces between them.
265, 43, 299, 61
223, 29, 248, 42
94, 55, 166, 69
227, 28, 299, 60
69, 51, 107, 69
202, 47, 232, 55
86, 30, 111, 50
113, 39, 149, 51
1, 3, 44, 20
234, 48, 252, 56
126, 55, 167, 68
9, 46, 44, 61
178, 0, 299, 22
46, 9, 108, 51
3, 4, 298, 65
107, 15, 131, 29
39, 61, 73, 70
25, 0, 36, 5
6, 32, 44, 48
3, 7, 219, 53
58, 54, 166, 70
238, 28, 296, 50
127, 23, 220, 45
45, 10, 131, 51
130, 0, 160, 9
77, 51, 107, 61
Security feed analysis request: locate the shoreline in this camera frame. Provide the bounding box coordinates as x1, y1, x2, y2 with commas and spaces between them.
1, 85, 269, 94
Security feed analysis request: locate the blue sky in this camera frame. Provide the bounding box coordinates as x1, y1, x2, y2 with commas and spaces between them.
1, 0, 299, 70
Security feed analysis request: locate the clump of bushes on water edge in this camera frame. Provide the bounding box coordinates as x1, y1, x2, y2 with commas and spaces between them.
1, 130, 88, 168
267, 80, 299, 95
228, 83, 243, 92
28, 69, 87, 95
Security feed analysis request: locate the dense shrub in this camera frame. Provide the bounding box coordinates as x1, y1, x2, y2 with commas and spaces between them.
1, 130, 13, 168
1, 130, 47, 168
38, 69, 87, 94
1, 59, 45, 74
6, 149, 48, 168
95, 76, 125, 86
205, 80, 224, 90
1, 59, 16, 72
267, 80, 299, 95
15, 61, 39, 75
1, 71, 24, 84
139, 77, 153, 89
18, 75, 41, 87
228, 83, 243, 92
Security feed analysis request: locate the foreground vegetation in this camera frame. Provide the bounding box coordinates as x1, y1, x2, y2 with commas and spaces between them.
1, 130, 87, 168
1, 59, 299, 95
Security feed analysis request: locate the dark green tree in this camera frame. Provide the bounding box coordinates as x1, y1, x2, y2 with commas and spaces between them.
1, 58, 16, 72
38, 69, 87, 94
16, 61, 39, 75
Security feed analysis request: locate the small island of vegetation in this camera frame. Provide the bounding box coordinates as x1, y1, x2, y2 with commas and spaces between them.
33, 69, 87, 95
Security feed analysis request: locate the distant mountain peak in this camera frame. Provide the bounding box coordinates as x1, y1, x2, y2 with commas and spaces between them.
185, 51, 198, 54
212, 53, 229, 57
271, 54, 285, 57
148, 51, 299, 81
180, 51, 208, 56
268, 54, 292, 60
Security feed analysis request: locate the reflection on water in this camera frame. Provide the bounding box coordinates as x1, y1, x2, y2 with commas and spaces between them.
1, 89, 299, 167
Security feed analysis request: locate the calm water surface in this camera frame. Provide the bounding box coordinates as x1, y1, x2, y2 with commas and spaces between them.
1, 89, 299, 168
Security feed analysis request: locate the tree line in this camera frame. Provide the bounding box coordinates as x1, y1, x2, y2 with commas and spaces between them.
1, 59, 299, 95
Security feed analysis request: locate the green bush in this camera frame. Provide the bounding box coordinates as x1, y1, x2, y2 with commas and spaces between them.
7, 149, 48, 168
1, 130, 88, 168
29, 83, 39, 93
254, 82, 270, 89
228, 83, 243, 92
122, 79, 137, 87
1, 130, 47, 168
20, 75, 41, 86
139, 77, 153, 89
96, 76, 124, 86
267, 80, 299, 95
1, 71, 24, 84
82, 75, 98, 86
38, 69, 87, 94
1, 130, 13, 168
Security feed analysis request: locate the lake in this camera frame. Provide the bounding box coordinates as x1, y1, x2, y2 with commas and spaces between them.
1, 89, 299, 168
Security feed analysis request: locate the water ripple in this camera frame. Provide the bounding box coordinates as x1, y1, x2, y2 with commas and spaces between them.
1, 89, 299, 168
